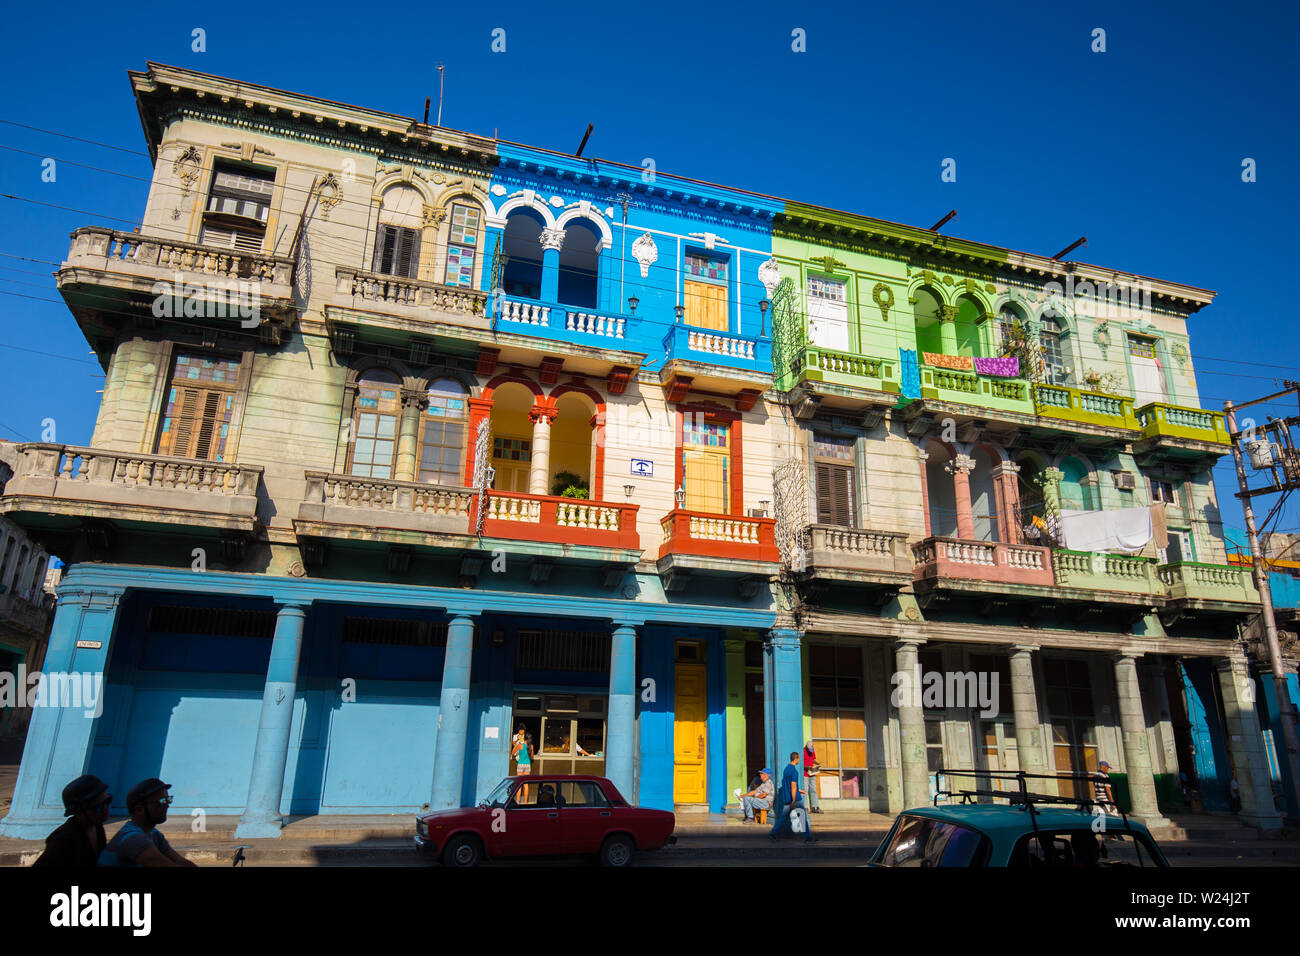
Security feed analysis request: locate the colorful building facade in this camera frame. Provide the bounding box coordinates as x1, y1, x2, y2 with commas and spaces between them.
0, 62, 1284, 838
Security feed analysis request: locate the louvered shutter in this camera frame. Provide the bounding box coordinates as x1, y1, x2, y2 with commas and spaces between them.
193, 391, 223, 459
816, 463, 833, 524
816, 462, 854, 527
372, 225, 394, 273
166, 389, 201, 458
395, 227, 420, 278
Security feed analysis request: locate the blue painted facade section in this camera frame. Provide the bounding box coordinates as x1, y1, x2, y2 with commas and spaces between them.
1257, 673, 1300, 820
899, 348, 920, 399
1181, 660, 1231, 811
637, 625, 675, 812
488, 143, 782, 375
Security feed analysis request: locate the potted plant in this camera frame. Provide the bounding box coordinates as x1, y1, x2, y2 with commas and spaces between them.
551, 471, 590, 499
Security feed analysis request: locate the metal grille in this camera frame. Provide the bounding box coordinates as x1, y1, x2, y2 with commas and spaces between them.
342, 617, 448, 647
146, 605, 276, 637
515, 630, 610, 672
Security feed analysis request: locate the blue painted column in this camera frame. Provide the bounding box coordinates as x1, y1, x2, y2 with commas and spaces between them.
606, 621, 637, 803
0, 584, 123, 838
765, 629, 804, 796
236, 603, 308, 839
540, 230, 563, 303
430, 613, 475, 810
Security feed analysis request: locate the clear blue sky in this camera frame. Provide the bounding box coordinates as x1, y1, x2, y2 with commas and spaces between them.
1, 0, 1297, 537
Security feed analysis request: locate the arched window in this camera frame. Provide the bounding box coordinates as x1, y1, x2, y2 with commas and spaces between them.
443, 203, 482, 288
348, 370, 402, 479
502, 210, 544, 299
558, 219, 601, 309
419, 379, 469, 485
924, 444, 958, 537
1040, 317, 1065, 384
913, 288, 944, 355
999, 305, 1025, 353
1059, 457, 1094, 511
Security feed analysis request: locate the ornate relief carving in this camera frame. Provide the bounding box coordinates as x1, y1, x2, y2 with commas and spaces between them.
539, 227, 565, 252
1171, 341, 1189, 369
316, 172, 342, 219
758, 258, 780, 299
872, 282, 895, 321
945, 454, 976, 475
1094, 320, 1111, 360
632, 232, 659, 278
422, 203, 447, 227
172, 145, 203, 196
220, 141, 275, 161
938, 304, 959, 323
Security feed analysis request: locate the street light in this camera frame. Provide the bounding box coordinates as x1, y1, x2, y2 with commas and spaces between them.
759, 298, 770, 337
627, 295, 639, 316
674, 304, 685, 323
624, 484, 635, 500
674, 486, 686, 509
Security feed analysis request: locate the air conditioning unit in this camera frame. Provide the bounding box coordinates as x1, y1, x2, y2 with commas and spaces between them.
748, 507, 768, 518
1111, 471, 1136, 490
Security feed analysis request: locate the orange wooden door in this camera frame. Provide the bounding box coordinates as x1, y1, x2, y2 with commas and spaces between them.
684, 279, 728, 331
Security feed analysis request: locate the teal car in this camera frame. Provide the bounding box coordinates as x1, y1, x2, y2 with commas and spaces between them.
869, 770, 1170, 868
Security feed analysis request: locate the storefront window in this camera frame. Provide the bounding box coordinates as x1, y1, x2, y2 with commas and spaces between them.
809, 644, 868, 800
512, 694, 606, 776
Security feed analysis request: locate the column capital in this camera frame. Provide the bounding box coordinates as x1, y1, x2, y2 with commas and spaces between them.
1038, 467, 1064, 485
52, 586, 123, 611
938, 304, 959, 322
443, 608, 479, 622
529, 404, 558, 425
401, 386, 430, 411
1009, 643, 1040, 654
766, 627, 802, 648
945, 454, 975, 475
539, 227, 566, 252
610, 619, 640, 632
1214, 654, 1250, 675
1111, 649, 1145, 664
273, 601, 309, 615
991, 461, 1021, 479
895, 636, 927, 649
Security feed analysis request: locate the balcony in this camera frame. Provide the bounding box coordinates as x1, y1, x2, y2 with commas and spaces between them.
1159, 561, 1260, 611
657, 510, 779, 590
497, 296, 634, 348
783, 346, 900, 422
660, 325, 773, 406
918, 364, 1036, 418
1032, 384, 1140, 436
911, 537, 1054, 592
1134, 403, 1231, 463
474, 491, 640, 555
0, 443, 262, 556
1051, 549, 1163, 604
58, 226, 297, 350
0, 588, 54, 637
800, 525, 912, 586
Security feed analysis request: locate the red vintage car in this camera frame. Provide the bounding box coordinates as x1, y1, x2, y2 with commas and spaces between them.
414, 774, 675, 867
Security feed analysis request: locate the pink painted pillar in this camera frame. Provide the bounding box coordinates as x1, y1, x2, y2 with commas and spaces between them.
918, 449, 932, 537
992, 461, 1022, 544
947, 454, 976, 540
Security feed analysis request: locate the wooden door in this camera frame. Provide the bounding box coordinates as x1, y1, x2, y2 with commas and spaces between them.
673, 642, 708, 804
684, 279, 728, 331
683, 449, 727, 513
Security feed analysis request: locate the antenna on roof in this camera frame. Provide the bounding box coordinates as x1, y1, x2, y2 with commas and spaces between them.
436, 64, 445, 127
1053, 236, 1087, 260
930, 209, 958, 232
574, 123, 594, 157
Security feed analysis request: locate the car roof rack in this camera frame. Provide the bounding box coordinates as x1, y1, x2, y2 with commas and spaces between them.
931, 767, 1136, 848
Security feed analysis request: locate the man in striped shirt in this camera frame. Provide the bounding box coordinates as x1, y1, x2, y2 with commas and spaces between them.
1093, 761, 1117, 813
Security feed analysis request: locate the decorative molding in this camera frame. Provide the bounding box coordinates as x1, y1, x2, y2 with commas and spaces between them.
758, 259, 780, 299
1094, 321, 1112, 360
171, 144, 203, 196
539, 227, 565, 252
422, 203, 447, 227
872, 282, 895, 322
491, 184, 507, 196
810, 255, 845, 274
1171, 341, 1190, 370
945, 454, 975, 475
220, 141, 276, 161
316, 172, 342, 219
632, 232, 658, 278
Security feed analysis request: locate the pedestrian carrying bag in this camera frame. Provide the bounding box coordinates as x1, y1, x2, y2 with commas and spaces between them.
790, 807, 808, 834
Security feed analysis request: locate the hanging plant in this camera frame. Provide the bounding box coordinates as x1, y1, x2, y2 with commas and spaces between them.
998, 319, 1047, 383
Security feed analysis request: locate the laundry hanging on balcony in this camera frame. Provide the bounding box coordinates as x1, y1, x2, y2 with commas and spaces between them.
1057, 507, 1153, 553
972, 356, 1020, 377
1150, 501, 1169, 551
922, 352, 973, 371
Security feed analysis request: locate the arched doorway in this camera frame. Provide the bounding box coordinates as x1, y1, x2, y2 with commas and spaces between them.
924, 443, 958, 537
502, 209, 545, 299
969, 447, 1001, 542
913, 288, 944, 355
557, 219, 601, 309
488, 382, 535, 493
549, 391, 597, 496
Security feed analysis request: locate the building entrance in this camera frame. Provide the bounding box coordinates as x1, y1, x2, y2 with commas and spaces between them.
510, 693, 607, 777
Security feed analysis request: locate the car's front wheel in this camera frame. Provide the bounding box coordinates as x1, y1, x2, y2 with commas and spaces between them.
599, 834, 636, 867
441, 834, 483, 867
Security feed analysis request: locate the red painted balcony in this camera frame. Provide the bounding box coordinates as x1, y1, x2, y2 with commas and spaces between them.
658, 510, 779, 564
470, 492, 640, 552
911, 536, 1054, 588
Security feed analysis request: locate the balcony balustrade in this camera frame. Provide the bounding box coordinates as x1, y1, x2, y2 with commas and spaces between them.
495, 296, 632, 345
789, 346, 900, 395
297, 472, 473, 538
1, 443, 262, 532
334, 267, 488, 318
802, 525, 912, 580
1159, 561, 1260, 606
1033, 384, 1140, 432
911, 536, 1054, 588
661, 324, 771, 373
1136, 403, 1231, 447
476, 491, 640, 551
658, 510, 779, 564
918, 364, 1035, 416
1051, 549, 1162, 598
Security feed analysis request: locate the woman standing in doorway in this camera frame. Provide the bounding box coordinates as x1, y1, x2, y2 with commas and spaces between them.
513, 727, 535, 801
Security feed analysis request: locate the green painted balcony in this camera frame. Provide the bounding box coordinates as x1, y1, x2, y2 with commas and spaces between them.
1033, 385, 1139, 432
918, 366, 1035, 416
1135, 403, 1230, 446
1051, 549, 1163, 601
1159, 561, 1259, 608
789, 345, 899, 395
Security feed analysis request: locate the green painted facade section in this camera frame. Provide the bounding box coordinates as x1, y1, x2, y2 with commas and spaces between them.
1136, 403, 1231, 446
725, 642, 747, 802
1051, 550, 1162, 596
1033, 384, 1140, 431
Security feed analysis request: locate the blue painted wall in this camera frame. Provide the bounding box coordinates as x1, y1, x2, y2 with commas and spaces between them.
1180, 660, 1232, 811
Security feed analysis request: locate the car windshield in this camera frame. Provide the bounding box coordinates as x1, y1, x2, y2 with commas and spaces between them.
877, 815, 990, 867
481, 778, 516, 809
1009, 829, 1161, 867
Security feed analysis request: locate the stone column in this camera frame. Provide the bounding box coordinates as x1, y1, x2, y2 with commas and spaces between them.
606, 621, 638, 803
334, 376, 360, 474
1036, 467, 1063, 540
1147, 657, 1181, 787
947, 454, 976, 540
992, 461, 1022, 544
1008, 644, 1046, 776
765, 629, 804, 794
539, 227, 564, 303
1112, 651, 1172, 827
1216, 656, 1285, 830
430, 613, 476, 809
0, 585, 123, 839
237, 603, 308, 838
937, 303, 959, 354
895, 637, 930, 810
528, 405, 556, 496
917, 449, 932, 537
394, 386, 428, 483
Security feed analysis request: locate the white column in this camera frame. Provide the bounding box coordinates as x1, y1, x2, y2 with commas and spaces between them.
528, 406, 555, 496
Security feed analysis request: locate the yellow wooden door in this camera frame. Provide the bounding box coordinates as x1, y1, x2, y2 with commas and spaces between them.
684, 279, 728, 331
673, 647, 707, 804
683, 449, 727, 513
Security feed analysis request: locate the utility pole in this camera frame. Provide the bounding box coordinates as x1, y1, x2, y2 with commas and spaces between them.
1225, 382, 1300, 820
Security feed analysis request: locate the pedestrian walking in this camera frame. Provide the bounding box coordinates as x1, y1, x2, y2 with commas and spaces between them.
769, 752, 817, 843
804, 741, 822, 813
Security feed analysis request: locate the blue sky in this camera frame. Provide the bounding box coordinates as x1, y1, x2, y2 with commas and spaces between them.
1, 0, 1297, 538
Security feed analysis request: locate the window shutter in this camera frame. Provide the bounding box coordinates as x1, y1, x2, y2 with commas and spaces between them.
396, 227, 420, 278
167, 388, 201, 458
373, 225, 394, 273
193, 391, 223, 460
816, 463, 833, 524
